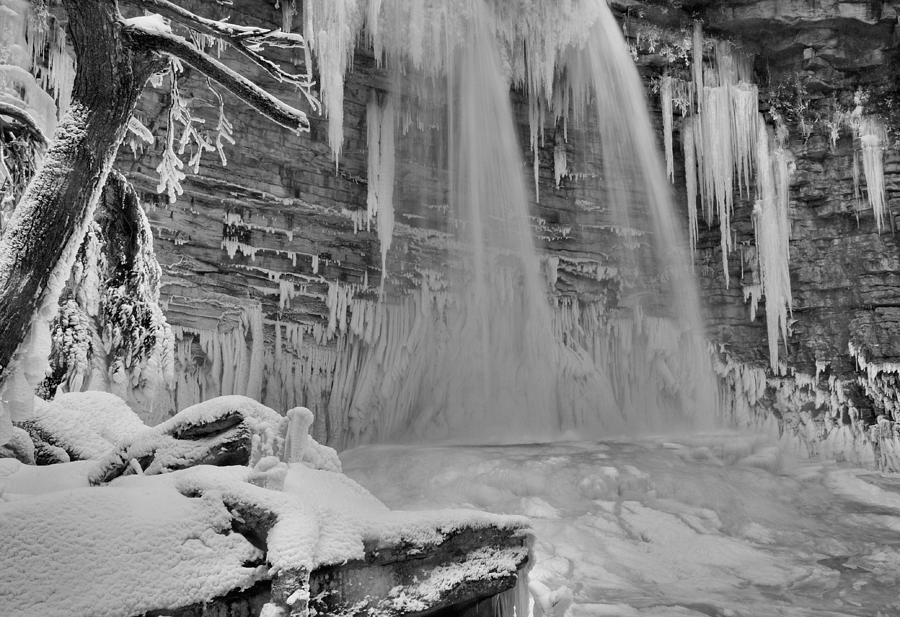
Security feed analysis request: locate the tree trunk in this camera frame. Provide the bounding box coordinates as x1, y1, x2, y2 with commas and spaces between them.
0, 1, 161, 391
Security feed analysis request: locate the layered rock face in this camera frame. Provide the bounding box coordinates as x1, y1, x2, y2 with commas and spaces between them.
118, 0, 900, 448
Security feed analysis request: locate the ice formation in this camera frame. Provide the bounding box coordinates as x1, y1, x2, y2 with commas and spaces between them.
857, 116, 889, 232
0, 0, 74, 141
365, 92, 396, 291
672, 31, 760, 287
660, 75, 675, 182
303, 0, 364, 164
682, 115, 699, 254
752, 120, 794, 371
39, 174, 175, 419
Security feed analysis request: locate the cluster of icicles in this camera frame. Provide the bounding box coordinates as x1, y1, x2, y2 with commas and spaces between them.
658, 23, 892, 373
658, 24, 794, 372
0, 0, 74, 142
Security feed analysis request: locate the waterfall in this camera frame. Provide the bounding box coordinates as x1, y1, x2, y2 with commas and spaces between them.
170, 0, 721, 445
335, 0, 717, 443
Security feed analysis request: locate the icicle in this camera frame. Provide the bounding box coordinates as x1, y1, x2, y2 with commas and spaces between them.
682, 115, 699, 255
852, 148, 862, 223
366, 0, 383, 63
528, 97, 543, 203
303, 0, 365, 165
753, 118, 793, 371
281, 0, 295, 33
692, 21, 704, 112
553, 141, 567, 189
858, 117, 889, 233
20, 0, 74, 116
366, 92, 382, 226
365, 91, 395, 294
660, 75, 675, 182
700, 85, 734, 286
730, 83, 759, 197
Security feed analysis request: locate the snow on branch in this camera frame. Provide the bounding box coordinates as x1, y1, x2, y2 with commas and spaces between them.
124, 0, 319, 112
124, 23, 312, 133
0, 96, 48, 145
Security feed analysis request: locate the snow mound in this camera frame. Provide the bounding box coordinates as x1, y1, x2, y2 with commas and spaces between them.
18, 391, 146, 461
50, 391, 147, 442
0, 458, 93, 496
0, 479, 265, 617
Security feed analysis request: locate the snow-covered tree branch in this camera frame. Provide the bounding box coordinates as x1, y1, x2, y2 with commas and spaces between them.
124, 24, 312, 132
0, 97, 48, 146
124, 0, 320, 110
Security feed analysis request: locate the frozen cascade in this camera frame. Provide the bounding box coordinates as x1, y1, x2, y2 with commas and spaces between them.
673, 33, 759, 287
365, 92, 396, 292
660, 75, 674, 182
858, 116, 889, 232
303, 0, 364, 165
682, 115, 699, 254
752, 118, 794, 372
0, 0, 74, 141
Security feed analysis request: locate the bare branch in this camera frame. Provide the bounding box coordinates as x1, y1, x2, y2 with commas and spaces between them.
124, 0, 319, 111
125, 24, 311, 133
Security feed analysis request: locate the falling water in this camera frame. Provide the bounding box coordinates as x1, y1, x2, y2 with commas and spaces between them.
390, 0, 716, 441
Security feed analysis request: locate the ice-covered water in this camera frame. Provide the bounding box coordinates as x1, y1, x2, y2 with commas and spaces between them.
344, 434, 900, 616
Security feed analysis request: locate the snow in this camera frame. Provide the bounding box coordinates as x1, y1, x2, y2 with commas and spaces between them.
160, 393, 283, 440
3, 439, 528, 617
123, 14, 173, 36
51, 391, 147, 442
381, 545, 530, 614
0, 458, 93, 496
20, 392, 146, 460
0, 477, 265, 617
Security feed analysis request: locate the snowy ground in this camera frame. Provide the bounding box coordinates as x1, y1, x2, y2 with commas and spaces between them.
343, 432, 900, 617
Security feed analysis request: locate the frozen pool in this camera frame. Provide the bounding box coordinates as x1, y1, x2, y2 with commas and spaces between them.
343, 432, 900, 617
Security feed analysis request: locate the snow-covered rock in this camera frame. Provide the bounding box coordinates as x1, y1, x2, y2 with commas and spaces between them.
17, 391, 146, 462
1, 462, 531, 617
